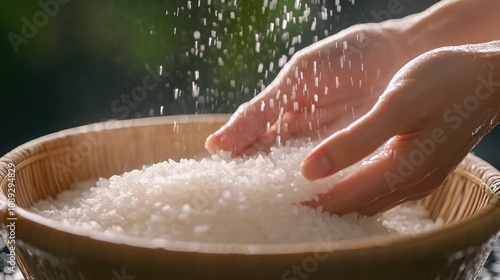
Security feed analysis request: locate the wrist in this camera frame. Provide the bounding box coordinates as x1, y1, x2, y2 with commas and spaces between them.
398, 0, 500, 58
467, 42, 500, 125
490, 52, 500, 126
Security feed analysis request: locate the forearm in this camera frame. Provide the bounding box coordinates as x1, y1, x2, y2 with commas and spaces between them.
486, 41, 500, 125
396, 0, 500, 57
467, 40, 500, 126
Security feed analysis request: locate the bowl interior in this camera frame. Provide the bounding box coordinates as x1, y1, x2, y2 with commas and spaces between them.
0, 114, 498, 251
3, 115, 494, 223
3, 115, 226, 209
2, 114, 500, 280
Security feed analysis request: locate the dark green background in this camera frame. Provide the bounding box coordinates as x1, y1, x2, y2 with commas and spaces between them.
2, 0, 497, 168
0, 0, 498, 161
1, 0, 455, 154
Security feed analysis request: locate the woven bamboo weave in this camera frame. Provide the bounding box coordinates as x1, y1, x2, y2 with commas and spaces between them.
0, 115, 499, 280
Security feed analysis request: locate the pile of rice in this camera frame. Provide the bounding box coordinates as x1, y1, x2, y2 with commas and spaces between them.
31, 141, 442, 243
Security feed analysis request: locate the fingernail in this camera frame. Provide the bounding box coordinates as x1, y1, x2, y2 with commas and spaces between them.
301, 153, 333, 181
204, 134, 218, 154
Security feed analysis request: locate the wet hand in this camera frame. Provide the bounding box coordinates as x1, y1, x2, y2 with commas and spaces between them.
205, 22, 415, 156
302, 42, 500, 215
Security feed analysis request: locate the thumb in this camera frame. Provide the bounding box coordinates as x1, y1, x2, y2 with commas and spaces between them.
301, 92, 408, 180
205, 81, 291, 156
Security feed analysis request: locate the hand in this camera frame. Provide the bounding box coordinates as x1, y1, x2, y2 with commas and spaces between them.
205, 14, 500, 215
205, 21, 416, 156
303, 42, 500, 215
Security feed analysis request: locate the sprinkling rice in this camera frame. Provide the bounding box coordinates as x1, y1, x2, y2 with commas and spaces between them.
31, 140, 442, 243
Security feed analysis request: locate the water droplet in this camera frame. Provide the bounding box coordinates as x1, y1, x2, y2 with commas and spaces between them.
294, 0, 300, 9
257, 63, 264, 73
193, 31, 201, 40
310, 18, 317, 31
278, 55, 288, 67
192, 82, 200, 97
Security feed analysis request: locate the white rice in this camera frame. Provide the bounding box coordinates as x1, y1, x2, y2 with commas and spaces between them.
31, 140, 442, 243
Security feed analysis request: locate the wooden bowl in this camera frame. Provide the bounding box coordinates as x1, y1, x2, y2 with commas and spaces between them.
1, 114, 499, 280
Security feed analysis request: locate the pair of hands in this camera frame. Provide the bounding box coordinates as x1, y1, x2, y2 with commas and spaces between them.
205, 20, 500, 215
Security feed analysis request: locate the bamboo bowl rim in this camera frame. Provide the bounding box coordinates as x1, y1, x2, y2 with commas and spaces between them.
1, 114, 500, 256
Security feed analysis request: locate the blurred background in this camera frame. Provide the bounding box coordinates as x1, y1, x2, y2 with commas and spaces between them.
1, 0, 499, 279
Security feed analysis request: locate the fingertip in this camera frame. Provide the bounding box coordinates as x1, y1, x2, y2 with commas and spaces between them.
301, 151, 334, 181
303, 100, 402, 180
205, 129, 239, 156
301, 192, 352, 217
301, 197, 324, 211
204, 133, 219, 155
205, 118, 248, 156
